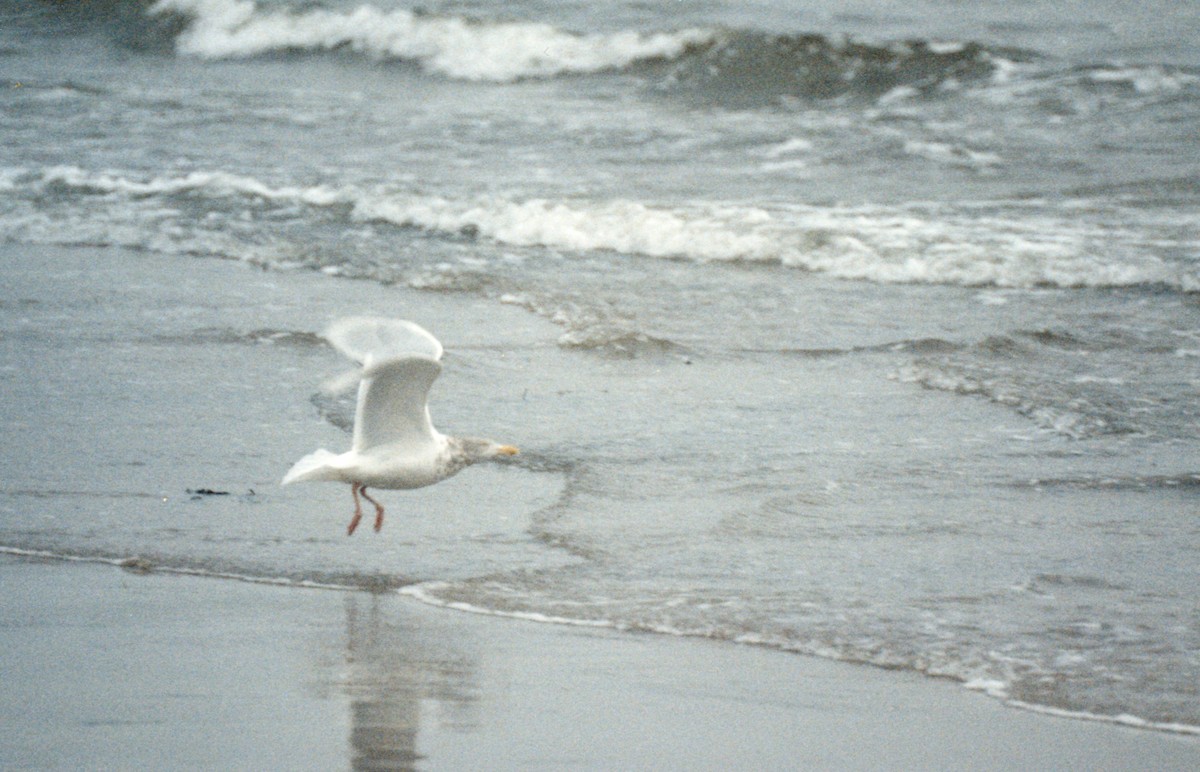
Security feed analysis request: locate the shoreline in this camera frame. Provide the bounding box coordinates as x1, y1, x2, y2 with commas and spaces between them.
8, 543, 1198, 740
399, 580, 1200, 740
3, 553, 1198, 770
2, 243, 1197, 768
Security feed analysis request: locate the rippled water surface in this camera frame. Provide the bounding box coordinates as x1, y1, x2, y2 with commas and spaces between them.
1, 0, 1198, 732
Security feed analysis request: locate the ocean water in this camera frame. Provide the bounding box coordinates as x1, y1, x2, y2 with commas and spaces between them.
1, 0, 1198, 734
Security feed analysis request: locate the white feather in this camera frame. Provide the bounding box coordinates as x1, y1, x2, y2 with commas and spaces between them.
282, 318, 517, 516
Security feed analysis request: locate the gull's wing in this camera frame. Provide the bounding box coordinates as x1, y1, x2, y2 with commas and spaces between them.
352, 355, 443, 453
325, 317, 443, 364
322, 317, 444, 395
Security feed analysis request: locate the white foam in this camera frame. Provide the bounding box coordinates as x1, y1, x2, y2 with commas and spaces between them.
402, 580, 1200, 736
902, 139, 1002, 170
876, 85, 921, 105
0, 166, 24, 192
760, 137, 815, 158
353, 195, 780, 261
1088, 66, 1200, 94
964, 676, 1009, 696
14, 543, 1196, 738
1002, 699, 1200, 736
18, 165, 1198, 292
356, 192, 1195, 290
0, 545, 357, 591
758, 159, 811, 175
40, 164, 348, 204
925, 41, 970, 55
401, 582, 616, 628
150, 0, 715, 82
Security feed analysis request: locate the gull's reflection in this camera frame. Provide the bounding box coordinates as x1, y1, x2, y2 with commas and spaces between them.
329, 592, 480, 772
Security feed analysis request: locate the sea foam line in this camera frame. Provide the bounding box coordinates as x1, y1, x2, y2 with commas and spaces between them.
16, 165, 1199, 292
352, 193, 1193, 290
401, 581, 617, 629
0, 545, 359, 591
150, 0, 715, 81
1003, 699, 1200, 736
7, 543, 1198, 736
402, 580, 1200, 737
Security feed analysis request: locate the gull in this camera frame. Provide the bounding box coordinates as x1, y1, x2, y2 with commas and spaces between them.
282, 317, 518, 535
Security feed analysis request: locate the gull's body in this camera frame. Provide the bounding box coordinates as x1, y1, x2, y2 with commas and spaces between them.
282, 318, 517, 535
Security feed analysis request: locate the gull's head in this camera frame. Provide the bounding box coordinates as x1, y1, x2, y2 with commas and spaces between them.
455, 437, 520, 463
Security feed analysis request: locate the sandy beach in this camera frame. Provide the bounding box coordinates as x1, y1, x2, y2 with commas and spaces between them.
1, 553, 1197, 771
6, 0, 1200, 764
1, 242, 1197, 769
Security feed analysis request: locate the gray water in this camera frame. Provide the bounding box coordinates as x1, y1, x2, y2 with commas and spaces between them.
1, 0, 1198, 732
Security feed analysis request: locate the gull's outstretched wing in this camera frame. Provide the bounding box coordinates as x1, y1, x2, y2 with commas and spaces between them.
352, 355, 443, 453
323, 317, 444, 395
326, 317, 443, 364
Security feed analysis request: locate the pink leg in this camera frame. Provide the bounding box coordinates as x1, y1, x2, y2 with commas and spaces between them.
347, 482, 365, 536
359, 486, 385, 532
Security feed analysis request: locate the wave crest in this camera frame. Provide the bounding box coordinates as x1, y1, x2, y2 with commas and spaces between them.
10, 166, 1197, 292
355, 194, 1194, 291
150, 0, 715, 81
658, 30, 1031, 106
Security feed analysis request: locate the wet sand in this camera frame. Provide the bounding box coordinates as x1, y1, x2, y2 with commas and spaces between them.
1, 244, 1197, 769
2, 554, 1197, 771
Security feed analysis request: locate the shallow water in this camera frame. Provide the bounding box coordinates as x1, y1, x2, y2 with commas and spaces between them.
1, 0, 1198, 732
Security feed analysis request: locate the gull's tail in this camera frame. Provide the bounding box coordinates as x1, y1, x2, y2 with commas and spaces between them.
281, 449, 344, 485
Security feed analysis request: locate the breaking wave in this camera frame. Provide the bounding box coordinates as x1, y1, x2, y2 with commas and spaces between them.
658, 30, 1032, 106
401, 579, 1200, 737
0, 545, 410, 592
6, 165, 1198, 292
895, 362, 1136, 439
148, 0, 715, 81
140, 0, 1032, 102
38, 0, 1200, 118
336, 192, 1198, 292
894, 328, 1200, 440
